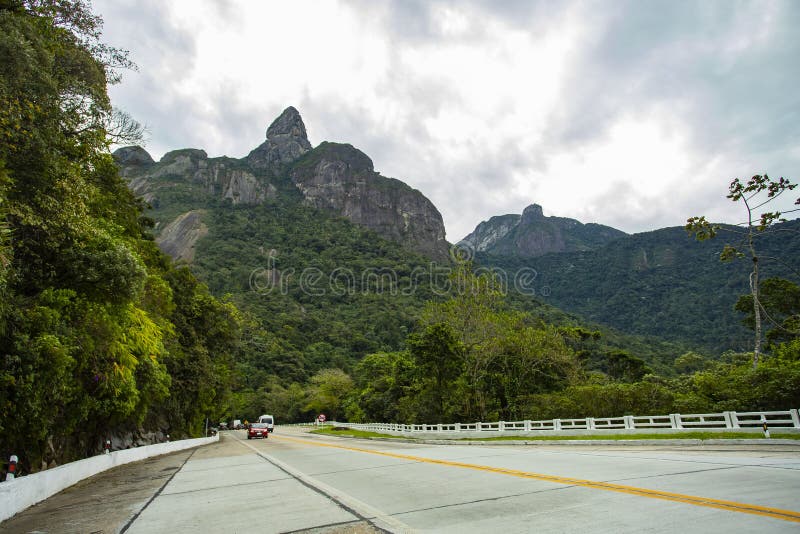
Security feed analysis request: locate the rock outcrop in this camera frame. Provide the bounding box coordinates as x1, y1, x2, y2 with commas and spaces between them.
290, 142, 449, 262
460, 203, 626, 258
115, 107, 450, 262
462, 214, 521, 252
113, 145, 154, 167
155, 210, 208, 263
114, 148, 275, 207
246, 106, 312, 174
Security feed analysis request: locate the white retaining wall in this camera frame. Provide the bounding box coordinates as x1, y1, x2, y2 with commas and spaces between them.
0, 434, 218, 524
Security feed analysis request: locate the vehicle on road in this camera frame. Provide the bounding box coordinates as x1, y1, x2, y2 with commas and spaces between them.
258, 414, 275, 432
247, 423, 270, 439
232, 419, 242, 430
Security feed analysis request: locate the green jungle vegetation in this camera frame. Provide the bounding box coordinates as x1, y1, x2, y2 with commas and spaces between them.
2, 0, 799, 475
0, 1, 241, 472
476, 220, 800, 353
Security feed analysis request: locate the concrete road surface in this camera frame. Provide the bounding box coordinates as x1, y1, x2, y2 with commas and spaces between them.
3, 427, 800, 533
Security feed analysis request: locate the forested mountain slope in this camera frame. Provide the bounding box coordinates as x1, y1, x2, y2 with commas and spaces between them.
477, 221, 800, 352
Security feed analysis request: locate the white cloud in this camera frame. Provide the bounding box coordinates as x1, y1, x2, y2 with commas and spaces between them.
95, 0, 800, 242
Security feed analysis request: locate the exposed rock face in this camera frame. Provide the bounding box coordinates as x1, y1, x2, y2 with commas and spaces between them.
115, 148, 275, 206
113, 145, 155, 166
116, 107, 450, 262
112, 146, 154, 178
460, 203, 626, 258
247, 106, 312, 174
156, 210, 208, 263
462, 214, 521, 251
291, 142, 449, 261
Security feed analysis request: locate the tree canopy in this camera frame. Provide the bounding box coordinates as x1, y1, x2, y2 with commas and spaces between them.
0, 0, 238, 472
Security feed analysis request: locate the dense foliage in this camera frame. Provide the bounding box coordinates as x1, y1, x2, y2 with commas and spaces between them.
476, 221, 800, 353
231, 268, 800, 426
0, 1, 240, 472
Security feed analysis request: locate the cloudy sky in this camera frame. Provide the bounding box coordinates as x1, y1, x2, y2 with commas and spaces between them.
94, 0, 800, 241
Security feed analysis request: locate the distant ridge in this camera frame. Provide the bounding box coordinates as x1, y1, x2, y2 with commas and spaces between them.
459, 203, 626, 257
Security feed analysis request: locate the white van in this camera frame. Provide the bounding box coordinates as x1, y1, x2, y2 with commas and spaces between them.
258, 414, 274, 432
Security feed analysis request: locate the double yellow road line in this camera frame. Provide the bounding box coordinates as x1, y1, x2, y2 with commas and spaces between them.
274, 434, 800, 524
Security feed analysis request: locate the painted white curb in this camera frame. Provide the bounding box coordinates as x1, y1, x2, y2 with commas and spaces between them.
0, 434, 218, 524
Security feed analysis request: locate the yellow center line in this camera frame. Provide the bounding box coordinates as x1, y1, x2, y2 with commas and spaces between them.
272, 433, 800, 524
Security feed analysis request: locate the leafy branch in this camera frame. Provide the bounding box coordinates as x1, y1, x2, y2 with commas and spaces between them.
686, 174, 799, 368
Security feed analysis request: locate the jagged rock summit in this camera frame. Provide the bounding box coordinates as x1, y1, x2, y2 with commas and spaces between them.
459, 203, 626, 258
114, 107, 449, 262
246, 106, 313, 173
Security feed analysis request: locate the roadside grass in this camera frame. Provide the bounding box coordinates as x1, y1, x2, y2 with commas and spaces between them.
311, 427, 402, 439
310, 427, 800, 441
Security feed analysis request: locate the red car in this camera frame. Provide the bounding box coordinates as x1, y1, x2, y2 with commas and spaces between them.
247, 422, 270, 439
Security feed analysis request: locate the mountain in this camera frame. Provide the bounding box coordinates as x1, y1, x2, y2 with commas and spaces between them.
113, 108, 687, 382
111, 107, 462, 382
459, 203, 626, 257
115, 107, 449, 262
477, 220, 800, 352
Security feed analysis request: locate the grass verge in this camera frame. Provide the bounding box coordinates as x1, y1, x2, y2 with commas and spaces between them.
311, 427, 405, 439
310, 427, 800, 441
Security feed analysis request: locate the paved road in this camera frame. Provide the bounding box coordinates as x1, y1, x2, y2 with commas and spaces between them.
3, 428, 800, 533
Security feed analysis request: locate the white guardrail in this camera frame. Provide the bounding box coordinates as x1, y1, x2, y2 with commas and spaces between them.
0, 434, 219, 524
318, 410, 800, 436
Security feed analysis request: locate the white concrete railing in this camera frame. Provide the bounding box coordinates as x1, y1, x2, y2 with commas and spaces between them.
0, 434, 218, 524
325, 409, 800, 435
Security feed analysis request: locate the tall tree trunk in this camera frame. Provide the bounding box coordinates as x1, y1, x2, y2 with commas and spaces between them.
751, 256, 761, 369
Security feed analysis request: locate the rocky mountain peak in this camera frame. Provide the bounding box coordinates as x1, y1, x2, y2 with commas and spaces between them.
113, 145, 154, 167
521, 203, 544, 222
266, 106, 310, 144
116, 106, 450, 263
247, 106, 312, 173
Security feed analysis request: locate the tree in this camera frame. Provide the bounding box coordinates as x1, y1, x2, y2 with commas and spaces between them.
304, 368, 354, 421
687, 174, 799, 368
490, 324, 579, 420
419, 263, 511, 420
0, 1, 243, 469
735, 278, 800, 347
605, 351, 651, 382
673, 352, 708, 374
407, 323, 463, 422
351, 351, 414, 423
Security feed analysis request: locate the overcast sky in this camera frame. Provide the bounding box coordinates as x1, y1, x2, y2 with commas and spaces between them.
94, 0, 800, 241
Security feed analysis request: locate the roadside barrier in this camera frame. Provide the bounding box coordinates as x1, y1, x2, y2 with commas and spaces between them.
0, 434, 218, 524
309, 409, 800, 437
